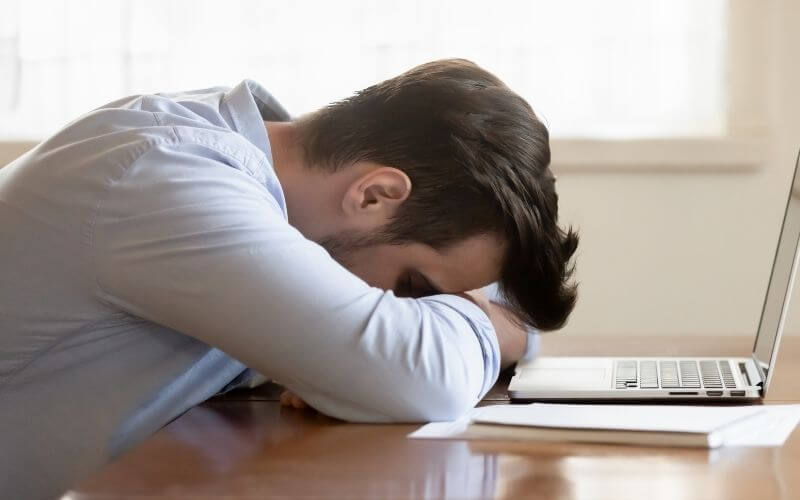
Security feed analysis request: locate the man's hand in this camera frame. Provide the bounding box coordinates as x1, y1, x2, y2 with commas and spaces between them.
490, 302, 530, 370
279, 389, 309, 409
460, 290, 529, 370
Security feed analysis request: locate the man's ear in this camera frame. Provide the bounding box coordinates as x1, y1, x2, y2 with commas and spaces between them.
342, 165, 411, 226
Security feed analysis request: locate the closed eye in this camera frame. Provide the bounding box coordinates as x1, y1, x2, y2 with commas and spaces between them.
395, 271, 440, 298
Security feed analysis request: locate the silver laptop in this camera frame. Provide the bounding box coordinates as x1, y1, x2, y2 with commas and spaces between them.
510, 151, 800, 402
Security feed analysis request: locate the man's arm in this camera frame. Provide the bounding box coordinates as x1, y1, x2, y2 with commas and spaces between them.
92, 142, 501, 422
281, 292, 530, 408
458, 290, 528, 370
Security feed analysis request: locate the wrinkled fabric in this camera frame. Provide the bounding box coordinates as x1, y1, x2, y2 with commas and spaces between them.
0, 80, 501, 500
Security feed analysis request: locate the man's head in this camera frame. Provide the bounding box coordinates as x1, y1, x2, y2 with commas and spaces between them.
272, 59, 578, 331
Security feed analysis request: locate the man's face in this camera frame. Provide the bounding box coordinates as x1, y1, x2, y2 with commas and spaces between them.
320, 232, 505, 297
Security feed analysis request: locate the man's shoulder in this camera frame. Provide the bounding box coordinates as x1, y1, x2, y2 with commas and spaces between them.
79, 92, 278, 190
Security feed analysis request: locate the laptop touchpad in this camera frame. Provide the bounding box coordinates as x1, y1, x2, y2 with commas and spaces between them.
515, 358, 613, 390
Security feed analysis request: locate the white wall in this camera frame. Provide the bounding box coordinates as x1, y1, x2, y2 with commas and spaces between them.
555, 0, 800, 337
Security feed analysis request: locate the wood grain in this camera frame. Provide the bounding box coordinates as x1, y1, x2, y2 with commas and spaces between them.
65, 336, 800, 499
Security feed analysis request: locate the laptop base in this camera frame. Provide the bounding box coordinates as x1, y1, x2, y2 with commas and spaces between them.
508, 356, 763, 402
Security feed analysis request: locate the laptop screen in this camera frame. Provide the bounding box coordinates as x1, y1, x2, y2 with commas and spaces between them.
753, 150, 800, 391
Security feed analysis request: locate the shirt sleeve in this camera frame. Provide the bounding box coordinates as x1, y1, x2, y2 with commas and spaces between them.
92, 141, 501, 422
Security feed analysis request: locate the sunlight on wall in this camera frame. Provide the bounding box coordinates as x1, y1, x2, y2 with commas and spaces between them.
0, 0, 725, 140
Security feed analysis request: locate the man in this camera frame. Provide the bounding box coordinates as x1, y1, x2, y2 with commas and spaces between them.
0, 59, 577, 498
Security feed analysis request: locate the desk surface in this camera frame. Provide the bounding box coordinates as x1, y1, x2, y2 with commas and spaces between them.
66, 335, 800, 500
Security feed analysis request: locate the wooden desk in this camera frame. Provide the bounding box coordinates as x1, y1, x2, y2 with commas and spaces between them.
65, 336, 800, 499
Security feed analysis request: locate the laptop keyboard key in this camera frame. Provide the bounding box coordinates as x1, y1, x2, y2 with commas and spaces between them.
679, 361, 701, 388
700, 360, 723, 388
718, 360, 738, 388
659, 361, 679, 388
615, 360, 637, 389
639, 361, 659, 388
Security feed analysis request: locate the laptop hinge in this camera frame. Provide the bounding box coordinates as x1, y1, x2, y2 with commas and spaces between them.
745, 356, 767, 387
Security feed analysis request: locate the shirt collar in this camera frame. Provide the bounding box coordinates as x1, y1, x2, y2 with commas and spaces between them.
220, 80, 291, 165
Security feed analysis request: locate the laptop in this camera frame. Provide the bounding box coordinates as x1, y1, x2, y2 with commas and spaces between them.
509, 151, 800, 402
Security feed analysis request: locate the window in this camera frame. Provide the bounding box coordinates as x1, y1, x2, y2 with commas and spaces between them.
0, 0, 727, 141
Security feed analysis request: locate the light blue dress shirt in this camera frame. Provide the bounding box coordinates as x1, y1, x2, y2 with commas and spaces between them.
0, 80, 517, 499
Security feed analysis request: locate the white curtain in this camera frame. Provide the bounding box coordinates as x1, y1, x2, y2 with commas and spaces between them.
0, 0, 726, 140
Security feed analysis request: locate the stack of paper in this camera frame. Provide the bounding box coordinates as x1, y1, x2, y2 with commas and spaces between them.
409, 403, 800, 448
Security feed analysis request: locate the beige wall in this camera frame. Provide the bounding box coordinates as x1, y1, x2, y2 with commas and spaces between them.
555, 0, 800, 337
2, 1, 797, 341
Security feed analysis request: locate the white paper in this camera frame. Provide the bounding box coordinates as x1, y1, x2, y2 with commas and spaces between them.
719, 404, 800, 446
409, 404, 800, 447
474, 403, 764, 433
408, 407, 489, 439
407, 411, 475, 439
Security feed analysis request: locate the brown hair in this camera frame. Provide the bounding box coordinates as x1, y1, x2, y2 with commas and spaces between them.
296, 59, 578, 331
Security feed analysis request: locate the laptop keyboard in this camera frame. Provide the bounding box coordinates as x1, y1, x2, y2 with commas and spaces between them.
614, 360, 738, 389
